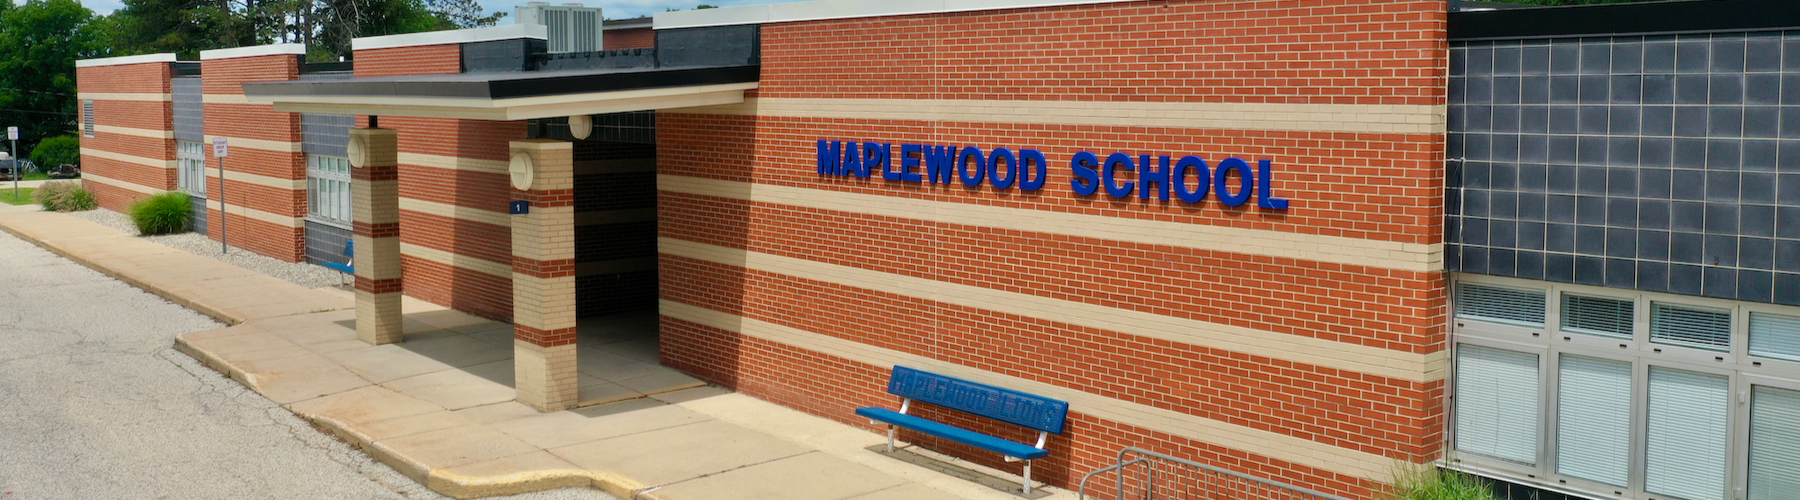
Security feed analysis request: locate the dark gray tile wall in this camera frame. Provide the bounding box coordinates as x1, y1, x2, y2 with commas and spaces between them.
1449, 32, 1800, 306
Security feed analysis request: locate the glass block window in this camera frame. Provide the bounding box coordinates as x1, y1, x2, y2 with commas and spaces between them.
1650, 302, 1732, 351
1458, 283, 1548, 326
1561, 293, 1634, 338
307, 155, 351, 226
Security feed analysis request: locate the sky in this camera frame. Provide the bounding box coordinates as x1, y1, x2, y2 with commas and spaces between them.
71, 0, 803, 21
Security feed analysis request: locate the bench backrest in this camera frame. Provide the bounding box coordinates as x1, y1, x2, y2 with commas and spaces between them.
888, 366, 1069, 434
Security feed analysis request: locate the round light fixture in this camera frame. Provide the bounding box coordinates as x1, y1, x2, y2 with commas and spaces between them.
509, 152, 536, 191
568, 115, 593, 140
348, 134, 369, 168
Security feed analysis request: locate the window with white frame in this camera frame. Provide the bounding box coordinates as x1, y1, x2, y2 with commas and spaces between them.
1450, 276, 1800, 500
177, 140, 206, 195
307, 155, 351, 226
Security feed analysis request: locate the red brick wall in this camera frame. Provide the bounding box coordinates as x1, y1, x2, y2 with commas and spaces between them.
385, 115, 527, 321
202, 53, 305, 262
354, 45, 460, 77
604, 28, 654, 49
655, 1, 1449, 498
77, 61, 174, 208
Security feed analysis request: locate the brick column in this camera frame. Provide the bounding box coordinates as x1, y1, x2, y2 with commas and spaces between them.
350, 128, 403, 345
511, 139, 578, 412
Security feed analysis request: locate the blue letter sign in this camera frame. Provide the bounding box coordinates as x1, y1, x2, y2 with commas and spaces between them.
813, 139, 1291, 209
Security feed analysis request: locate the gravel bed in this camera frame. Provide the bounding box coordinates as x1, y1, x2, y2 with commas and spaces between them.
66, 208, 350, 290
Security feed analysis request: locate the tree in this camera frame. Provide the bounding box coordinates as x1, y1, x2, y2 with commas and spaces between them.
0, 0, 102, 152
30, 135, 78, 168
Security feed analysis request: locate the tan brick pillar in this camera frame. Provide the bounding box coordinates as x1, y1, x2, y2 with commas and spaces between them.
350, 128, 403, 345
510, 139, 578, 412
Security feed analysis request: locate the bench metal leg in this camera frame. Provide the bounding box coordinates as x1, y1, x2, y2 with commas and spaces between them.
1023, 460, 1033, 495
886, 425, 896, 452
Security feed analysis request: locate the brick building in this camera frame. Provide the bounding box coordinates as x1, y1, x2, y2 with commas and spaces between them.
73, 1, 1800, 500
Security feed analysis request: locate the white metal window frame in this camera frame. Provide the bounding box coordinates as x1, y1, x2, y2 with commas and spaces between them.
1736, 374, 1800, 500
176, 140, 206, 195
1447, 273, 1800, 500
306, 154, 351, 228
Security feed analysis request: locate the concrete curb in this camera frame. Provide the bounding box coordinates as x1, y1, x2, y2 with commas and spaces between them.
0, 217, 250, 325
176, 331, 654, 499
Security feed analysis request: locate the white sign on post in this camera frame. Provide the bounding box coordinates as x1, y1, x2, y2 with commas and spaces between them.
7, 127, 17, 141
213, 137, 228, 158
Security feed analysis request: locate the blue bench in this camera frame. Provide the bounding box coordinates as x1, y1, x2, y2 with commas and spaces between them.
856, 366, 1069, 494
320, 239, 354, 279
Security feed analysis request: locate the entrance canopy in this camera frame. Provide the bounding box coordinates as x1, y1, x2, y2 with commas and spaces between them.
242, 65, 759, 120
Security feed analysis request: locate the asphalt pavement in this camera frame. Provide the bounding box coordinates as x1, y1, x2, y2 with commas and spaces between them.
0, 227, 618, 500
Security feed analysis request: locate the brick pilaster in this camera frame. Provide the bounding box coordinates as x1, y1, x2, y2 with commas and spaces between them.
351, 127, 403, 345
511, 139, 578, 412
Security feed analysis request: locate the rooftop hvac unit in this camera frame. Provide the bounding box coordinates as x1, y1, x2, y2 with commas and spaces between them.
516, 2, 603, 53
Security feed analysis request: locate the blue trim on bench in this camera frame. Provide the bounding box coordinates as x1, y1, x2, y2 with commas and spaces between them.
887, 366, 1069, 434
856, 408, 1049, 460
320, 239, 354, 274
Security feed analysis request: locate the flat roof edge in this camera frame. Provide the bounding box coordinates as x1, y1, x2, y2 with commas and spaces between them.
1449, 0, 1800, 40
201, 43, 306, 61
353, 24, 547, 52
77, 53, 179, 68
653, 0, 1139, 30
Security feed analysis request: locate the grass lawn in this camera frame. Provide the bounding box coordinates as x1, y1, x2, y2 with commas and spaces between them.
0, 187, 35, 205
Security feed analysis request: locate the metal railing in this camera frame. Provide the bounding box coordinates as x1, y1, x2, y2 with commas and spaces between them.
1078, 448, 1353, 500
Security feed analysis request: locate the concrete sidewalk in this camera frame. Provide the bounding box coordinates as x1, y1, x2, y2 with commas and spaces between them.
0, 207, 1076, 500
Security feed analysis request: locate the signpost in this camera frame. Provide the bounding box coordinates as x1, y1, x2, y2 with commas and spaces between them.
8, 127, 17, 202
214, 137, 228, 254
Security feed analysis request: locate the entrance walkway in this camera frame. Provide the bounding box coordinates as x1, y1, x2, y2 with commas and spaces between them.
0, 207, 1074, 500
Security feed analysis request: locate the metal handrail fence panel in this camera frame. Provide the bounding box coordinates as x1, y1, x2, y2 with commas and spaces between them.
1078, 448, 1354, 500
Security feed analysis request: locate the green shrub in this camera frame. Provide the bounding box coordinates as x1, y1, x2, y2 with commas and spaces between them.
31, 180, 96, 212
29, 135, 79, 170
129, 192, 190, 235
1383, 467, 1498, 500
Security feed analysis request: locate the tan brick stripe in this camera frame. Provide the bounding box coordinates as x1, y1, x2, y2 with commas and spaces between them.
659, 174, 1442, 273
660, 255, 1437, 459
684, 97, 1447, 135
659, 237, 1443, 383
659, 300, 1408, 481
94, 125, 175, 139
400, 242, 510, 278
203, 135, 302, 153
83, 149, 176, 170
657, 191, 1439, 353
81, 172, 166, 194
77, 92, 170, 102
